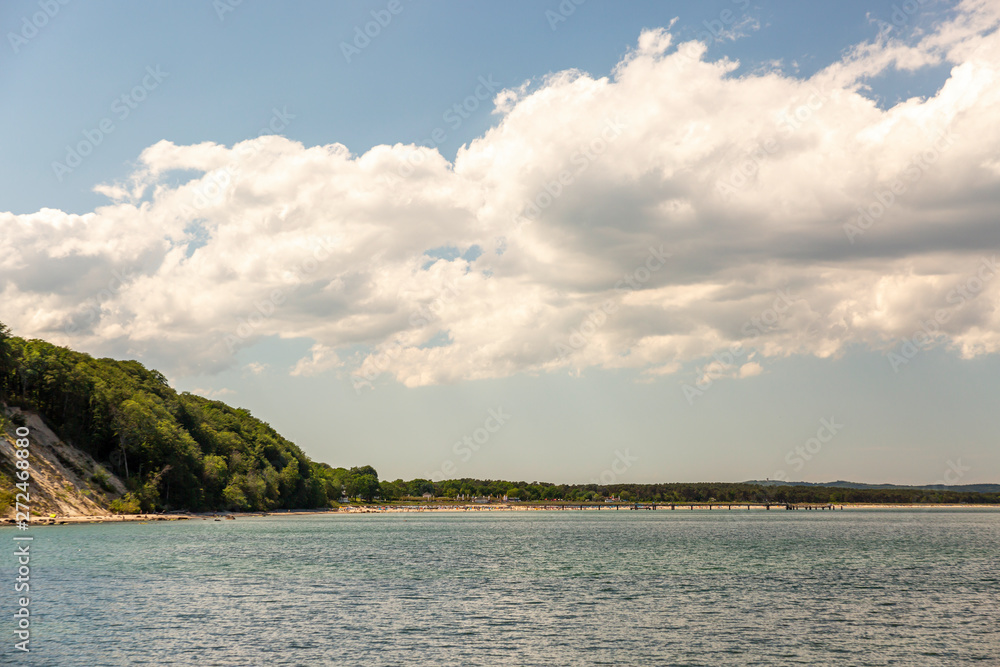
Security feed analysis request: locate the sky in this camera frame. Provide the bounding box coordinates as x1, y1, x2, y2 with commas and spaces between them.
2, 0, 999, 486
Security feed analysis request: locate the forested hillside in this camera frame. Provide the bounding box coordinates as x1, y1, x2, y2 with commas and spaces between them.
0, 322, 348, 512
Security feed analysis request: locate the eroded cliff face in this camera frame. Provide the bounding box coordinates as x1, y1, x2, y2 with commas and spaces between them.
1, 408, 127, 520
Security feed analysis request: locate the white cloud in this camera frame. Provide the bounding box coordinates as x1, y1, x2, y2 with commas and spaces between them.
290, 344, 343, 377
3, 0, 1000, 387
244, 362, 268, 376
191, 387, 235, 399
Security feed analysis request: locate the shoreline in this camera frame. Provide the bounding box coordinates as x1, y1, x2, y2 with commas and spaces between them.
3, 502, 1000, 525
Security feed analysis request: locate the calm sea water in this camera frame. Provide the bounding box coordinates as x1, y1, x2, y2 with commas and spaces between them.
2, 509, 998, 666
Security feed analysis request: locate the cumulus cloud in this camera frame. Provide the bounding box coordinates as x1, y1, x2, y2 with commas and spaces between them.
290, 344, 343, 377
190, 387, 235, 399
244, 362, 268, 376
3, 0, 1000, 387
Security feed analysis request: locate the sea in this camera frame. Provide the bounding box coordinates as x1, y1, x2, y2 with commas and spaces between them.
2, 508, 998, 666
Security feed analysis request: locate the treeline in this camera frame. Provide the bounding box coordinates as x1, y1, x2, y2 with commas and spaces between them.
381, 479, 1000, 505
1, 323, 995, 512
0, 323, 363, 512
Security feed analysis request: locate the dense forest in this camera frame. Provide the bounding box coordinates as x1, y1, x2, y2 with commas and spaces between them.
375, 478, 1000, 505
0, 322, 377, 512
1, 322, 997, 512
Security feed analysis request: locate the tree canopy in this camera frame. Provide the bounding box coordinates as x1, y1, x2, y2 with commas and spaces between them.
0, 328, 330, 512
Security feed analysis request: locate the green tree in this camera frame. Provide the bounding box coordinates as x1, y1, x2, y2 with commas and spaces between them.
0, 322, 12, 401
379, 480, 401, 501
223, 478, 249, 510
356, 474, 379, 502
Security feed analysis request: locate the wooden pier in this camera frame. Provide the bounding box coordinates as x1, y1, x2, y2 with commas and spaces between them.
618, 502, 840, 511
784, 503, 837, 511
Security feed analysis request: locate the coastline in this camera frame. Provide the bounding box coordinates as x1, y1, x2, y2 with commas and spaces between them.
3, 502, 1000, 525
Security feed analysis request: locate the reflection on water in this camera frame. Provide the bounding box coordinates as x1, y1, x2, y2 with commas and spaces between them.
2, 509, 998, 665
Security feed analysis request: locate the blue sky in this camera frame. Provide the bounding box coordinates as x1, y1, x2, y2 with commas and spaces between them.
2, 0, 998, 484
1, 0, 952, 214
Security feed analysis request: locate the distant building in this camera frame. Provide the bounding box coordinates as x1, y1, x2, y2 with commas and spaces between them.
422, 492, 434, 500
